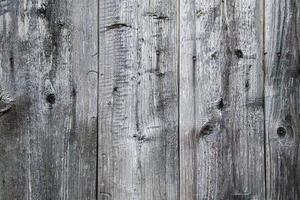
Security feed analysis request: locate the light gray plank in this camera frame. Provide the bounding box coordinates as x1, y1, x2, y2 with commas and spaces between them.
98, 0, 179, 199
0, 0, 98, 199
180, 0, 265, 199
265, 0, 300, 199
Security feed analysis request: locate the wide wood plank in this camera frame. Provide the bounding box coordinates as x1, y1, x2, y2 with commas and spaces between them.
265, 0, 300, 199
0, 0, 98, 199
98, 0, 179, 199
180, 0, 265, 199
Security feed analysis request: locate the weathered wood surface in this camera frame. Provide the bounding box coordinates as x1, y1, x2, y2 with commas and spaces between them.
1, 0, 300, 199
180, 0, 265, 199
0, 0, 97, 199
265, 0, 300, 199
98, 0, 178, 199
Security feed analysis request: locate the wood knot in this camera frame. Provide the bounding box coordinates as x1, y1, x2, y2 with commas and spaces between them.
216, 98, 224, 110
211, 52, 218, 59
234, 49, 243, 58
113, 87, 118, 92
46, 94, 56, 104
277, 127, 286, 137
199, 121, 214, 136
44, 79, 56, 105
245, 80, 250, 91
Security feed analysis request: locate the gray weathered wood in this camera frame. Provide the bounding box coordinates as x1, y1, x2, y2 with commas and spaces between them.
265, 0, 300, 199
98, 0, 179, 199
0, 0, 97, 199
2, 0, 300, 199
180, 0, 265, 199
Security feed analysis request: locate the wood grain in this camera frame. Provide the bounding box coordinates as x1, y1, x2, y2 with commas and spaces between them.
180, 0, 265, 199
265, 0, 300, 199
98, 0, 179, 199
0, 0, 98, 199
1, 0, 300, 199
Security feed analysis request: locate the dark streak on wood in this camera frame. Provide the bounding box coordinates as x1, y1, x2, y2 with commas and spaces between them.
144, 12, 169, 20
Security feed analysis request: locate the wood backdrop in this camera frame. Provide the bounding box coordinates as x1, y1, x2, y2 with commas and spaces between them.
0, 0, 299, 199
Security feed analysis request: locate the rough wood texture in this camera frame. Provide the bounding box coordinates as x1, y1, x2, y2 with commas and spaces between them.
265, 0, 300, 199
180, 0, 265, 199
98, 0, 178, 199
0, 0, 97, 199
1, 0, 300, 199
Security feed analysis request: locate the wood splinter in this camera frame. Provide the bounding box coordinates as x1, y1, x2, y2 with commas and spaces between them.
0, 85, 14, 115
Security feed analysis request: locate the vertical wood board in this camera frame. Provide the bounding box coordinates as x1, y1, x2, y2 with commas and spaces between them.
180, 0, 265, 199
0, 0, 98, 199
265, 0, 300, 199
98, 0, 179, 199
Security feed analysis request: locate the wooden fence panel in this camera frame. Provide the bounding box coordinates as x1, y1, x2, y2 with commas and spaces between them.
0, 0, 98, 199
265, 0, 300, 199
179, 0, 265, 199
98, 0, 178, 199
1, 0, 300, 199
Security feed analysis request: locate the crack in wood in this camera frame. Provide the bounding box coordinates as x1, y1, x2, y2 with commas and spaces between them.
105, 23, 132, 31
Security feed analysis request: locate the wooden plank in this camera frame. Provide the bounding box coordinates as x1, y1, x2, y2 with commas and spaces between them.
265, 0, 300, 199
179, 0, 265, 199
0, 0, 98, 199
98, 0, 178, 199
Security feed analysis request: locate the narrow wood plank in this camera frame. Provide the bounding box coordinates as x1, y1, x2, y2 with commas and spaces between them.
0, 0, 98, 199
98, 0, 178, 199
265, 1, 300, 199
180, 0, 265, 199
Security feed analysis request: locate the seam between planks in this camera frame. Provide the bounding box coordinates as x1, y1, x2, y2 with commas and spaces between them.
177, 0, 181, 199
262, 0, 267, 199
96, 0, 100, 199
